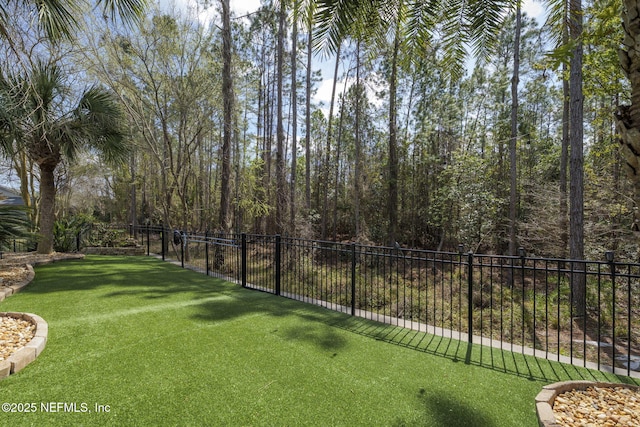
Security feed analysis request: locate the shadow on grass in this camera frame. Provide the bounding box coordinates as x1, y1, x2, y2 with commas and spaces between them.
192, 294, 349, 352
419, 391, 495, 427
326, 315, 640, 385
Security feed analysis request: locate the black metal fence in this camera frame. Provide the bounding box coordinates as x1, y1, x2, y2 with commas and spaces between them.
0, 238, 36, 255
120, 225, 640, 378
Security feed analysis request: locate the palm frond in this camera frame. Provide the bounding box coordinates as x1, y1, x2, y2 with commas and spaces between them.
437, 0, 471, 80
313, 0, 361, 55
74, 86, 130, 165
544, 0, 569, 47
0, 206, 31, 248
98, 0, 147, 28
466, 0, 513, 62
405, 0, 440, 52
33, 0, 79, 40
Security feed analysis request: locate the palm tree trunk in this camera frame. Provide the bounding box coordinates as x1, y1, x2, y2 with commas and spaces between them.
37, 163, 56, 254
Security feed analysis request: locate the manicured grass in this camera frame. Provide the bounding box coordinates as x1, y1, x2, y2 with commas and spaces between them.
0, 256, 636, 426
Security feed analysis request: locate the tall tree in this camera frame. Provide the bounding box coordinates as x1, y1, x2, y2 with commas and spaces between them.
617, 0, 640, 247
276, 0, 287, 234
321, 44, 341, 240
387, 22, 400, 246
290, 1, 300, 234
219, 0, 233, 233
305, 1, 315, 212
569, 0, 586, 315
508, 5, 521, 256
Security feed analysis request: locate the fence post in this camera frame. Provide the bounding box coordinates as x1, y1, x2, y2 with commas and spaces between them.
146, 225, 150, 256
161, 227, 165, 260
275, 235, 281, 296
241, 233, 247, 288
351, 243, 356, 316
76, 231, 81, 252
205, 231, 210, 276
181, 232, 185, 268
606, 251, 616, 372
467, 252, 474, 344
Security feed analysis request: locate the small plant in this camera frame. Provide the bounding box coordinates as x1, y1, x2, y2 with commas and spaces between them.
53, 214, 94, 252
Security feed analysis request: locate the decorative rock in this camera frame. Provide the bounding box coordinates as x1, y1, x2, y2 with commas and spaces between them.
0, 315, 35, 361
537, 381, 640, 427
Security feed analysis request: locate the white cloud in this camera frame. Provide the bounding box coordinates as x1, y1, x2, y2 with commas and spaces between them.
315, 78, 335, 105
231, 0, 262, 16
163, 0, 262, 27
523, 0, 545, 20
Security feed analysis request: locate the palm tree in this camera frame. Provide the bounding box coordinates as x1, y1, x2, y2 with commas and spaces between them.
0, 61, 129, 254
0, 0, 145, 43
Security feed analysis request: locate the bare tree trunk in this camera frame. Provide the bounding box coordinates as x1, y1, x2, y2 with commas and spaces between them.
290, 12, 298, 235
388, 26, 400, 247
355, 39, 362, 238
305, 18, 312, 212
321, 45, 341, 240
569, 0, 586, 316
559, 0, 570, 261
560, 69, 570, 259
509, 5, 521, 256
276, 0, 287, 234
617, 0, 640, 258
218, 0, 233, 233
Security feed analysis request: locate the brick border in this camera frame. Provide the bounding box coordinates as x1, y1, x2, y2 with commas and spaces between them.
0, 312, 48, 379
535, 380, 640, 426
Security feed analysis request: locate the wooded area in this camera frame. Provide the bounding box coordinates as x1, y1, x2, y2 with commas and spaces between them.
0, 0, 637, 265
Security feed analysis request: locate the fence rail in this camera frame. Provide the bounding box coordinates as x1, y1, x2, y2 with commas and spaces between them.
103, 225, 640, 378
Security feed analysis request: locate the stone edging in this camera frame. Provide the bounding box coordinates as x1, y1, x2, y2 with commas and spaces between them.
0, 265, 35, 302
535, 380, 640, 426
0, 312, 48, 379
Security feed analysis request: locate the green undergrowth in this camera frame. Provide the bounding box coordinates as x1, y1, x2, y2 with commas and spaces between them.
0, 256, 636, 426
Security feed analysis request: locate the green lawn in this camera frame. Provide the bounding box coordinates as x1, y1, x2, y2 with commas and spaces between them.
0, 256, 636, 426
